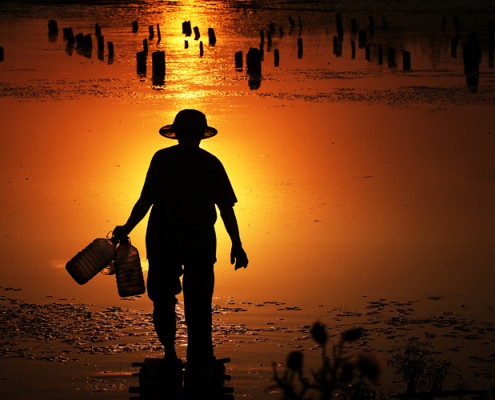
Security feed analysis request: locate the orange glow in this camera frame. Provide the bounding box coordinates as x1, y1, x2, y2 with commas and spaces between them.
1, 2, 494, 311
2, 5, 495, 400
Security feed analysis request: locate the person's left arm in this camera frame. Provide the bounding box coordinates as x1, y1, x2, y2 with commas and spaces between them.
218, 204, 248, 270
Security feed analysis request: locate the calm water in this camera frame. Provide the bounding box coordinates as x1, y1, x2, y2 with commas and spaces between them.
1, 0, 495, 398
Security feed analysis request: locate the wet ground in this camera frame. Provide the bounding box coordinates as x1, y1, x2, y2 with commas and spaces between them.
2, 286, 494, 399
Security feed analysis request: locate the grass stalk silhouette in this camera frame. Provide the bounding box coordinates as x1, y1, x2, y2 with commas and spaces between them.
270, 322, 494, 400
269, 321, 380, 400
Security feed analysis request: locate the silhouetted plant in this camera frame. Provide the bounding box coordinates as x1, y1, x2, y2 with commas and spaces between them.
269, 321, 381, 400
388, 337, 451, 397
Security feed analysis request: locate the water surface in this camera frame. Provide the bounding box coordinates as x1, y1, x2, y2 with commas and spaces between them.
1, 1, 495, 398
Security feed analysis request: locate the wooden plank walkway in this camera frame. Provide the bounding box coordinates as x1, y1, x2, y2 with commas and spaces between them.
129, 357, 234, 399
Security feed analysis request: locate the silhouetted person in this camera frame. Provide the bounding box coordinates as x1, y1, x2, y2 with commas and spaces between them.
463, 32, 482, 92
113, 109, 248, 378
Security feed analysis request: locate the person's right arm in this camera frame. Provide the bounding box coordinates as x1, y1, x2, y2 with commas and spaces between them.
113, 196, 152, 240
114, 153, 159, 239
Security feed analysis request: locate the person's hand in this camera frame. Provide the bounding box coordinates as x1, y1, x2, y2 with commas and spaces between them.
112, 225, 129, 242
230, 245, 248, 270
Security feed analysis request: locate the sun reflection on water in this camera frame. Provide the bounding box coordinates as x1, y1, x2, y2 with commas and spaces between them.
0, 0, 494, 310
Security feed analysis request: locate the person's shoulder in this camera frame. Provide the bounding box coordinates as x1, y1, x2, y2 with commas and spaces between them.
153, 145, 179, 157
149, 145, 180, 165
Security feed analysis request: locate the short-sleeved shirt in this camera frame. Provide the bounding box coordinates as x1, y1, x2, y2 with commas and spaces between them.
141, 145, 237, 263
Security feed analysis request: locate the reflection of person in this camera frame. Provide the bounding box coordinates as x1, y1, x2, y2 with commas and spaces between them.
463, 32, 482, 91
113, 109, 248, 373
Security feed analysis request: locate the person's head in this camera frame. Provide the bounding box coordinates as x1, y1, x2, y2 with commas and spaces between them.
159, 109, 217, 146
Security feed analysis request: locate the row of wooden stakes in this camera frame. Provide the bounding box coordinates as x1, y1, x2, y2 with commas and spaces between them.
48, 19, 115, 61
41, 14, 414, 74
35, 14, 493, 84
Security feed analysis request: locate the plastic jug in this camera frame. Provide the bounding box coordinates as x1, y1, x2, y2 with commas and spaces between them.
114, 238, 146, 297
66, 238, 116, 285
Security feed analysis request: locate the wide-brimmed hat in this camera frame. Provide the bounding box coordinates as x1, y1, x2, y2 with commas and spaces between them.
159, 109, 217, 139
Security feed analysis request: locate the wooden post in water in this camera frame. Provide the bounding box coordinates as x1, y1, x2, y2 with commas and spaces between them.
157, 24, 161, 43
246, 47, 262, 75
193, 26, 200, 40
132, 20, 138, 33
48, 19, 58, 36
351, 40, 356, 59
365, 45, 371, 61
489, 19, 494, 68
333, 36, 342, 57
0, 47, 4, 62
184, 40, 189, 49
336, 13, 343, 40
75, 32, 84, 47
143, 38, 148, 53
182, 21, 192, 37
266, 31, 272, 50
274, 48, 280, 67
358, 30, 367, 48
95, 23, 101, 37
403, 50, 411, 71
453, 15, 461, 38
289, 16, 295, 30
63, 27, 75, 45
107, 41, 114, 58
76, 33, 92, 56
136, 50, 146, 76
148, 25, 154, 40
378, 45, 384, 65
368, 15, 375, 36
152, 50, 165, 81
388, 48, 396, 68
208, 28, 216, 46
297, 37, 303, 58
97, 35, 104, 56
199, 41, 204, 57
463, 32, 482, 91
350, 19, 358, 34
235, 51, 243, 70
84, 34, 92, 49
451, 37, 458, 58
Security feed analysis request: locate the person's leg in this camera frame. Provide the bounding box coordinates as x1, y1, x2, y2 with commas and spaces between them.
147, 260, 183, 360
152, 299, 178, 358
182, 262, 215, 365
